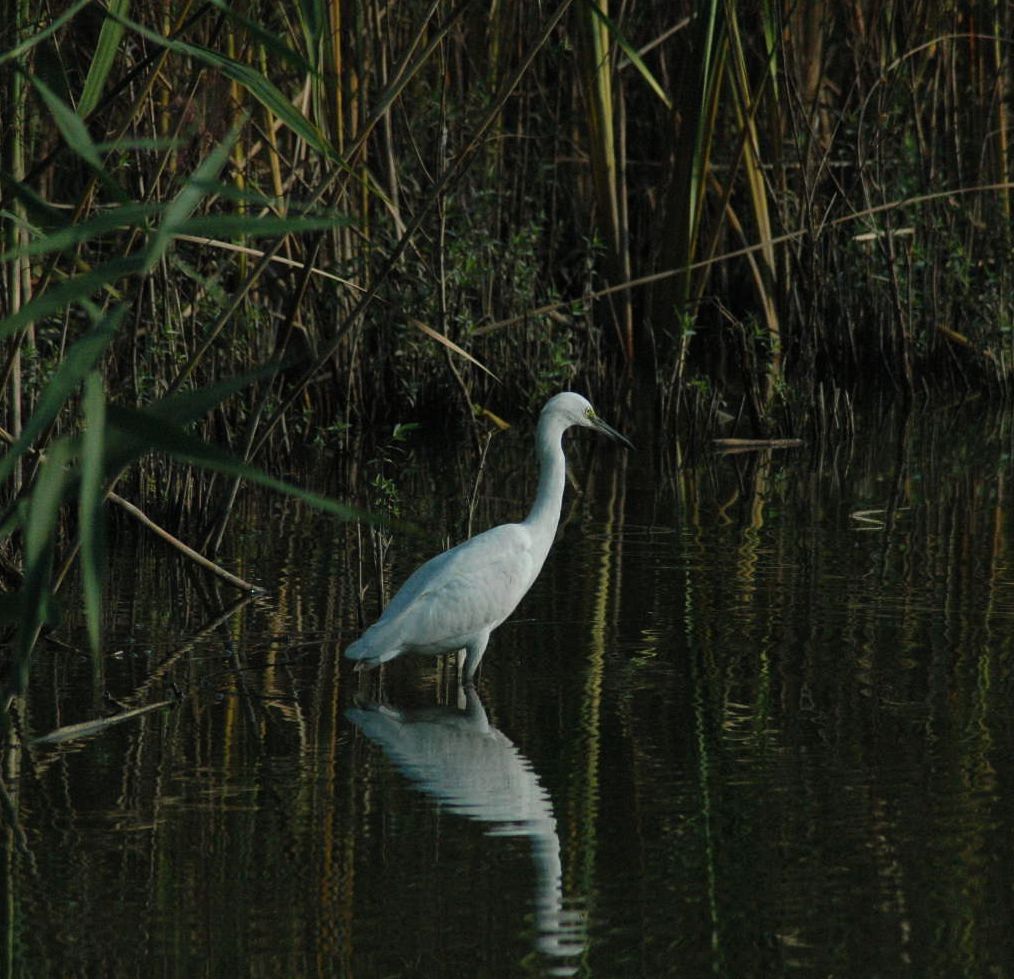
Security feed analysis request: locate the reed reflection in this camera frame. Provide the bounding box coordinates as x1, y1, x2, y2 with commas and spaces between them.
347, 685, 585, 973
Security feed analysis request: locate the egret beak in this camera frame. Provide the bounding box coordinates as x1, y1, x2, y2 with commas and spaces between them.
592, 415, 634, 449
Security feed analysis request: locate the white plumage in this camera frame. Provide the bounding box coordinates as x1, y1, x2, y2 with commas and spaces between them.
345, 392, 632, 682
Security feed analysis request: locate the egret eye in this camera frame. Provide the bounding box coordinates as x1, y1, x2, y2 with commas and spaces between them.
585, 407, 595, 419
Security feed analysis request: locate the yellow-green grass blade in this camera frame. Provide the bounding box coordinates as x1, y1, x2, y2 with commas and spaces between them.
584, 0, 671, 109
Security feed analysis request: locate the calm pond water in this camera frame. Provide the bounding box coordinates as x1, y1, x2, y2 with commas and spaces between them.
6, 399, 1014, 977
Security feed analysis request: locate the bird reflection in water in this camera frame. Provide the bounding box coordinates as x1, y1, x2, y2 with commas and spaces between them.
347, 686, 586, 974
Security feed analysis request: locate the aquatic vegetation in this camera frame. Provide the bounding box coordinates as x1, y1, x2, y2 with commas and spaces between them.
0, 1, 1012, 747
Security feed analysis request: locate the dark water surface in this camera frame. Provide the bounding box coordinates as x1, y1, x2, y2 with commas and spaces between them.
7, 402, 1014, 977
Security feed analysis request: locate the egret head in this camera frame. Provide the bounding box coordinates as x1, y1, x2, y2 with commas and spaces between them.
542, 392, 634, 448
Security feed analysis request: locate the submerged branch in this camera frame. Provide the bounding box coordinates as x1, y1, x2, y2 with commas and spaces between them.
30, 699, 174, 747
108, 491, 262, 593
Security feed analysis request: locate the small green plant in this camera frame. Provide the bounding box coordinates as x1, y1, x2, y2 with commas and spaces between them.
391, 422, 421, 443
369, 474, 401, 520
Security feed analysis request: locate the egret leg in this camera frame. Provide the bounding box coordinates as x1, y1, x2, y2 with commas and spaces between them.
461, 632, 491, 685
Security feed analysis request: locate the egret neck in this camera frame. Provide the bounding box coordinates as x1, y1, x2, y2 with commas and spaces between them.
521, 410, 570, 564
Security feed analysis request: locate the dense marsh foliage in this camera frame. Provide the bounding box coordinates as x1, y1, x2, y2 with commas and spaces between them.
0, 1, 1011, 708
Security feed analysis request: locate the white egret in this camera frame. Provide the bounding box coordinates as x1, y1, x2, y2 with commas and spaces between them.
345, 392, 632, 682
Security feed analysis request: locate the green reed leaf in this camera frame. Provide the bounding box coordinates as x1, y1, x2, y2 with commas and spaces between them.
107, 404, 372, 523
0, 256, 141, 341
77, 0, 130, 119
0, 306, 123, 487
79, 372, 107, 654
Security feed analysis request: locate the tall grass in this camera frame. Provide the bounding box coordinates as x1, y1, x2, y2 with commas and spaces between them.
7, 3, 1010, 425
0, 1, 1013, 710
0, 6, 367, 707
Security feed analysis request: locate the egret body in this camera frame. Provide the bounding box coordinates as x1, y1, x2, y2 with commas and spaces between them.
344, 392, 631, 682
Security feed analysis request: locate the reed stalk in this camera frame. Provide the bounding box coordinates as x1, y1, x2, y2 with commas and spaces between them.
574, 1, 631, 361
2, 0, 32, 494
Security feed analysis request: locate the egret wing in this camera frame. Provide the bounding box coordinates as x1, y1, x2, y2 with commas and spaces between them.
362, 523, 536, 654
